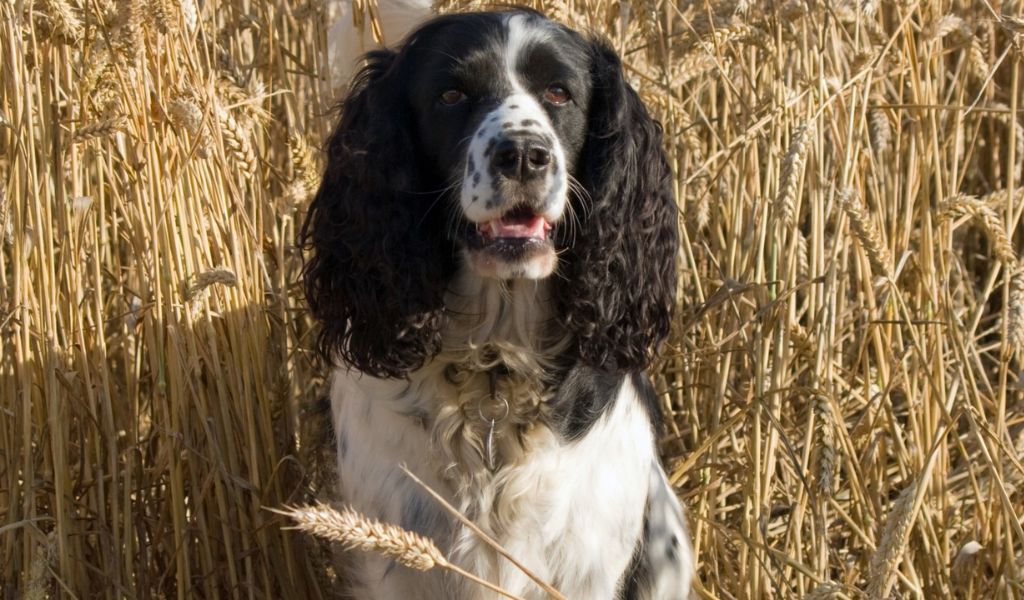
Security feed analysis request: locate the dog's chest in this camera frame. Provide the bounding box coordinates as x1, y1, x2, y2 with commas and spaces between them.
331, 370, 656, 599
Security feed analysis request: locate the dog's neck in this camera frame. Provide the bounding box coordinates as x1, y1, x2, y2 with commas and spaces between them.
439, 269, 569, 373
411, 268, 571, 484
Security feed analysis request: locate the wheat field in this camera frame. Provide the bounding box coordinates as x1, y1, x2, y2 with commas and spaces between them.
1, 0, 1023, 598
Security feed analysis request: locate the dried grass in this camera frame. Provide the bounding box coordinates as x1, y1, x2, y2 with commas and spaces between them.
3, 0, 1024, 598
274, 503, 541, 600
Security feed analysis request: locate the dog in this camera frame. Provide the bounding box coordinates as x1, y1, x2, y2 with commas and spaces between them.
302, 9, 693, 599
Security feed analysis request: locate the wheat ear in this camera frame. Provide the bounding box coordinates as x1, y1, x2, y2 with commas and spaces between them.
867, 482, 919, 598
73, 115, 128, 143
1008, 268, 1024, 359
272, 504, 526, 600
838, 189, 892, 279
183, 267, 237, 301
217, 109, 257, 179
774, 120, 815, 226
938, 194, 1017, 267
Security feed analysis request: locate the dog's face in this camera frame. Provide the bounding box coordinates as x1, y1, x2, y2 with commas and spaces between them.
406, 13, 591, 279
303, 10, 679, 377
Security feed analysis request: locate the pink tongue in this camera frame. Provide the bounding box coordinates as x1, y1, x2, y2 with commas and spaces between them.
489, 215, 547, 238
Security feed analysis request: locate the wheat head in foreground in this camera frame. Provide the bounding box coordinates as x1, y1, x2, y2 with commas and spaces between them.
271, 503, 532, 600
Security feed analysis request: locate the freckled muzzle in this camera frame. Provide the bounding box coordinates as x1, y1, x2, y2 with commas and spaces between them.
458, 96, 568, 279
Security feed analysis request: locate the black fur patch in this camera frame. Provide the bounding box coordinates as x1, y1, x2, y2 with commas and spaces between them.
548, 364, 660, 440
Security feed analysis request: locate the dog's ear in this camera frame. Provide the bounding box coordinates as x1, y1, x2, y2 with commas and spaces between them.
557, 39, 679, 373
301, 49, 455, 378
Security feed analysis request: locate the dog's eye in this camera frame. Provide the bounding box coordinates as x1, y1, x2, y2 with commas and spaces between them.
544, 84, 571, 105
439, 89, 467, 105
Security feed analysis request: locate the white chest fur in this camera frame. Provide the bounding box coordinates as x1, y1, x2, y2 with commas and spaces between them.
331, 371, 656, 599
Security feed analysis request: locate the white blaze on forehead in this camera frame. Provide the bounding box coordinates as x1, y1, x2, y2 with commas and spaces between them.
459, 14, 568, 224
503, 13, 552, 90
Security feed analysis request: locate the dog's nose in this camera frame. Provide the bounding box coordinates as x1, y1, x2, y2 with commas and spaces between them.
491, 137, 551, 181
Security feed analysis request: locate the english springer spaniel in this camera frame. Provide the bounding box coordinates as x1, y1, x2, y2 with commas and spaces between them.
302, 9, 693, 599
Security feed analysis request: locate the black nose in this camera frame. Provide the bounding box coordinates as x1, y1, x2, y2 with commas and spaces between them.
491, 137, 552, 181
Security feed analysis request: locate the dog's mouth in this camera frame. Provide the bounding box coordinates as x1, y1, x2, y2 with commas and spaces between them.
467, 204, 554, 249
464, 204, 557, 279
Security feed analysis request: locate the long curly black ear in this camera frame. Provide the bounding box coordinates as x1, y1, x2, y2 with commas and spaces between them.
301, 49, 455, 378
557, 39, 679, 373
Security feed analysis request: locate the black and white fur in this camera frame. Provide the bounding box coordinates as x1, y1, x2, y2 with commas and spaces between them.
302, 10, 693, 599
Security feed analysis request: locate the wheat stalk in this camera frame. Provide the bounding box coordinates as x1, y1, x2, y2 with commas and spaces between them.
803, 581, 847, 600
5, 0, 1024, 597
1007, 268, 1024, 359
839, 188, 891, 279
867, 482, 919, 599
40, 0, 84, 41
868, 95, 891, 154
813, 394, 836, 498
288, 133, 320, 190
150, 0, 176, 34
967, 36, 990, 81
939, 194, 1018, 267
400, 465, 568, 600
273, 504, 527, 600
72, 115, 128, 143
217, 109, 257, 179
183, 267, 237, 301
926, 14, 965, 43
774, 121, 814, 226
0, 178, 10, 246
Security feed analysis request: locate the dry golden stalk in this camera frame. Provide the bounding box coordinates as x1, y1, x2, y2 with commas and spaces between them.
179, 0, 198, 33
114, 0, 144, 59
951, 540, 983, 584
184, 267, 237, 301
774, 121, 814, 226
673, 52, 717, 86
275, 504, 527, 600
939, 194, 1017, 267
217, 109, 257, 179
73, 115, 128, 143
813, 395, 836, 498
89, 60, 123, 118
281, 503, 444, 570
678, 22, 771, 55
217, 77, 248, 104
926, 14, 965, 43
167, 96, 203, 134
804, 581, 844, 600
867, 482, 919, 599
797, 230, 811, 277
868, 97, 891, 154
0, 178, 10, 246
80, 42, 112, 94
984, 103, 1024, 160
288, 133, 320, 190
400, 466, 568, 600
788, 323, 812, 355
22, 532, 56, 600
40, 0, 84, 41
967, 36, 989, 81
839, 188, 891, 278
167, 95, 212, 157
692, 192, 711, 231
978, 187, 1024, 209
541, 0, 570, 25
150, 0, 176, 34
1007, 269, 1024, 358
217, 77, 270, 127
7, 0, 1024, 597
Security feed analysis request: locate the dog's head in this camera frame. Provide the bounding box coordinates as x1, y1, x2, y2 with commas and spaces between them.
302, 10, 678, 377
